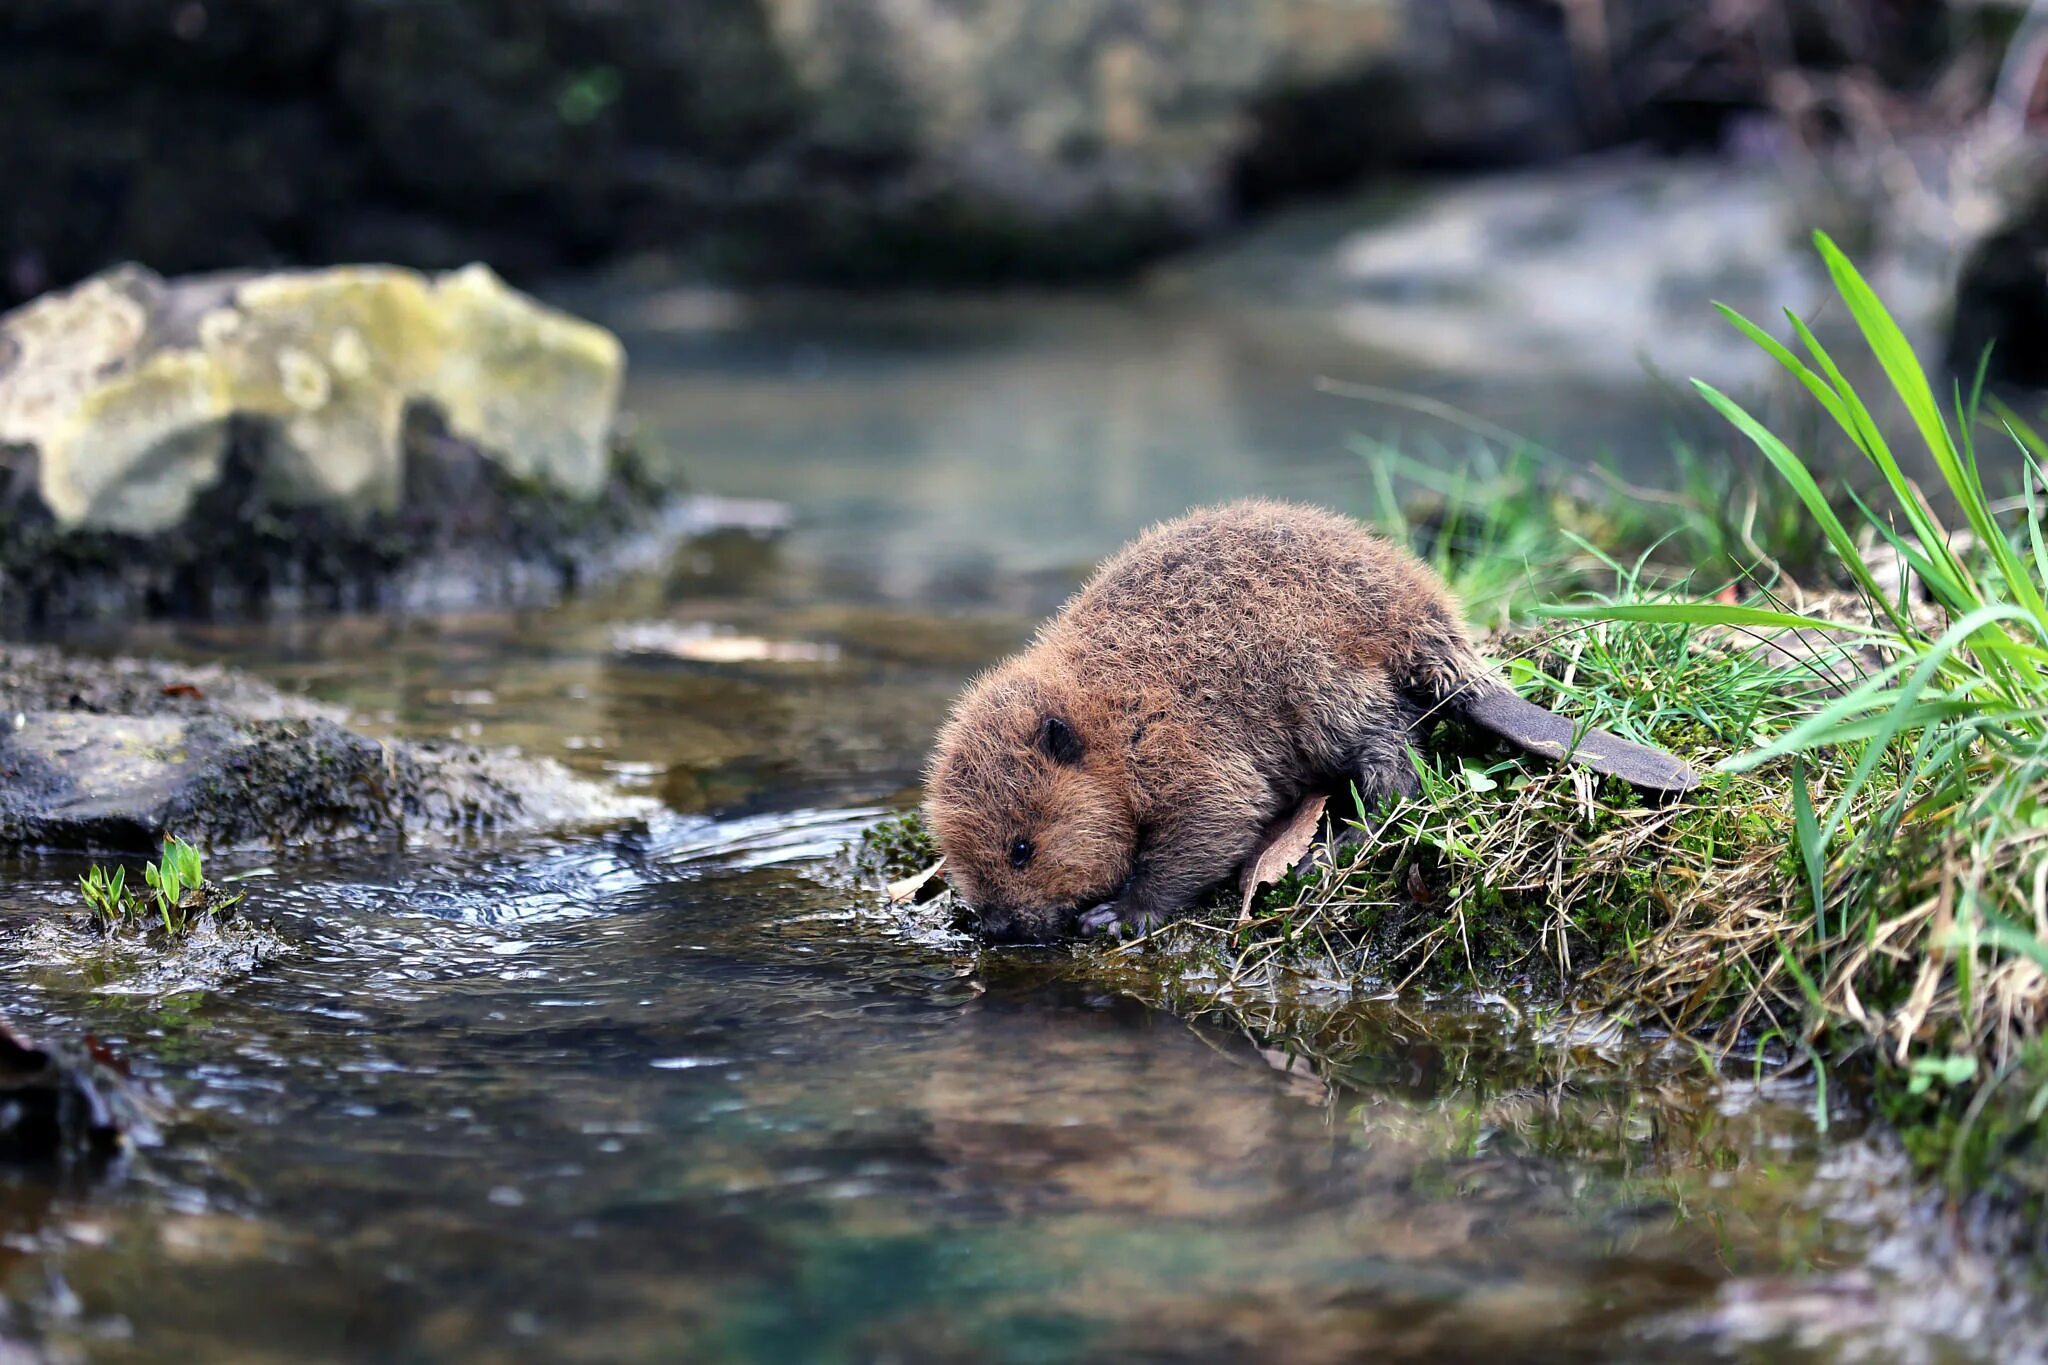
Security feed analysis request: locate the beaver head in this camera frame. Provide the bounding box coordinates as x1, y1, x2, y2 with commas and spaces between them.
924, 662, 1137, 943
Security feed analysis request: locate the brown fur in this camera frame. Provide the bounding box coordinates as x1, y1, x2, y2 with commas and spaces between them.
925, 499, 1496, 943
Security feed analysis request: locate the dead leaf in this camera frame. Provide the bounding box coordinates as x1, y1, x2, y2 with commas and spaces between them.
1405, 861, 1434, 906
1238, 794, 1327, 923
886, 858, 947, 906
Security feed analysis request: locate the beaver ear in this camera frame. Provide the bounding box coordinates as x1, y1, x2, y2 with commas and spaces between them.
1036, 715, 1084, 765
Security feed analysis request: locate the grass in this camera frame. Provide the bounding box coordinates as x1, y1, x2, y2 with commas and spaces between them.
79, 835, 243, 938
856, 231, 2048, 1207
1297, 231, 2048, 1199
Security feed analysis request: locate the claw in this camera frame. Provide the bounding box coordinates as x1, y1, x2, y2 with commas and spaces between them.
1078, 904, 1122, 938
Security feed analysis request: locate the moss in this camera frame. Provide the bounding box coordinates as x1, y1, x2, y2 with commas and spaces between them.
0, 414, 678, 627
849, 812, 941, 884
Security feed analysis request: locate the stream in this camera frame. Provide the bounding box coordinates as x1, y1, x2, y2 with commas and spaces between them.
1, 287, 2039, 1363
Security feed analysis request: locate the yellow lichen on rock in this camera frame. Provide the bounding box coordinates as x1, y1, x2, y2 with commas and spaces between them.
425, 265, 624, 497
0, 267, 151, 430
39, 350, 231, 533
211, 266, 438, 510
0, 266, 232, 530
0, 262, 627, 532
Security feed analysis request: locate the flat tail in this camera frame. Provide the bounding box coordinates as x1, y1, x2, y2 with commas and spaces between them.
1459, 687, 1699, 795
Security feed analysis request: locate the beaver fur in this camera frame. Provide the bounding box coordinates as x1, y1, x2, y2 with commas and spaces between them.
924, 499, 1695, 943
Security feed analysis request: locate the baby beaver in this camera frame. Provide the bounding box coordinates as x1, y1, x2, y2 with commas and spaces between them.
925, 499, 1696, 943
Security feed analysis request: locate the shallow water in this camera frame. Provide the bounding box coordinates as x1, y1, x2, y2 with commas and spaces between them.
1, 292, 2037, 1363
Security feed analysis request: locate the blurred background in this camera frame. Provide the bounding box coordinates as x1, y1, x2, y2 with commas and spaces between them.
7, 0, 2048, 607
0, 0, 2032, 295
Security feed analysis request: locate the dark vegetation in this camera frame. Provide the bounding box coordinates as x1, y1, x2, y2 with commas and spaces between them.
0, 415, 672, 626
0, 1, 2011, 301
0, 1017, 127, 1167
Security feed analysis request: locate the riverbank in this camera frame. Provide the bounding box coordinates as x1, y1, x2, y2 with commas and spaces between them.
857, 237, 2048, 1236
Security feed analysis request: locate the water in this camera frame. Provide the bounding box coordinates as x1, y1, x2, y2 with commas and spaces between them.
1, 289, 2036, 1363
604, 289, 1729, 609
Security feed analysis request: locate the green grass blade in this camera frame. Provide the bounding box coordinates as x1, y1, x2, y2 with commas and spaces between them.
1841, 486, 1968, 616
1783, 302, 1980, 610
1715, 304, 1862, 442
1535, 601, 1890, 635
1791, 758, 1828, 932
1961, 907, 2048, 976
1816, 233, 2048, 632
2024, 455, 2048, 593
1813, 231, 1958, 474
1723, 602, 2036, 773
1692, 380, 1900, 616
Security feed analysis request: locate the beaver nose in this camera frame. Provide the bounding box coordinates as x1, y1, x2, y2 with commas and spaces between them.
977, 904, 1021, 941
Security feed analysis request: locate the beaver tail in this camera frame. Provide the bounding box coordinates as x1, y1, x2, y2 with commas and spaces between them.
1402, 626, 1699, 795
1454, 685, 1699, 793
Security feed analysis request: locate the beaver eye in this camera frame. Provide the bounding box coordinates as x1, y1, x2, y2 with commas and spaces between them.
1008, 837, 1034, 869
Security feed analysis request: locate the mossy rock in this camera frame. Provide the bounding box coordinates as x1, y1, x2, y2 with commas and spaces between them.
0, 263, 621, 530
0, 643, 648, 852
0, 263, 716, 625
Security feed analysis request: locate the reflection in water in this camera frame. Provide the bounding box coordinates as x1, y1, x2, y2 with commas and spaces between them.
1, 292, 2038, 1363
0, 818, 2032, 1363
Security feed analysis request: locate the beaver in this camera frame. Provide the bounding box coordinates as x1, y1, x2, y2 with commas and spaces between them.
924, 499, 1695, 943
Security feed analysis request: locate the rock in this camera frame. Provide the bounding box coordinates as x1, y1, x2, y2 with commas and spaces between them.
0, 1016, 126, 1166
0, 1015, 133, 1362
0, 645, 650, 851
1942, 134, 2048, 386
1176, 156, 1832, 388
0, 260, 774, 626
420, 266, 622, 494
0, 262, 623, 532
0, 425, 780, 626
754, 0, 1416, 249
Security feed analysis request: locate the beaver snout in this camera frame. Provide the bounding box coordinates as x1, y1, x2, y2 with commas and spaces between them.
976, 905, 1056, 944
975, 900, 1090, 945
976, 904, 1021, 941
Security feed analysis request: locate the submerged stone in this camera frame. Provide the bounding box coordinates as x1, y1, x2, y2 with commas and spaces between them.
0, 1017, 125, 1166
0, 645, 649, 852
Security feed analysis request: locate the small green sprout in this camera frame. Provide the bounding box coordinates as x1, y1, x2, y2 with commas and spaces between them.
78, 835, 244, 938
77, 863, 128, 926
1907, 1055, 1978, 1096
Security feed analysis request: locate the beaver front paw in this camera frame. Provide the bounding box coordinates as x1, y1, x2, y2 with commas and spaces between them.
1079, 903, 1166, 939
1078, 903, 1124, 938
